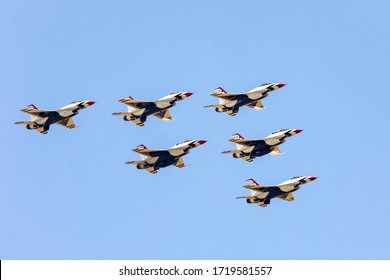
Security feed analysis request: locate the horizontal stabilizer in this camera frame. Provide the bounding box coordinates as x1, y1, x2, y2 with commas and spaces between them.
15, 121, 34, 125
236, 196, 250, 199
113, 107, 144, 116
112, 112, 132, 116
204, 104, 223, 108
221, 150, 240, 154
125, 160, 145, 165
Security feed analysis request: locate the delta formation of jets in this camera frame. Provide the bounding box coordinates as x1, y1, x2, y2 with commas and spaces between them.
15, 83, 317, 207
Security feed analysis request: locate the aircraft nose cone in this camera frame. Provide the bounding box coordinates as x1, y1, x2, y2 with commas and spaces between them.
198, 140, 207, 145
184, 92, 193, 97
309, 176, 318, 181
294, 129, 303, 134
277, 83, 286, 88
86, 101, 95, 106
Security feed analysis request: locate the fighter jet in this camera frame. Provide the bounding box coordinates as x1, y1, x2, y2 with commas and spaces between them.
222, 128, 302, 162
236, 176, 318, 207
126, 139, 207, 174
112, 91, 193, 126
15, 100, 95, 134
204, 83, 285, 116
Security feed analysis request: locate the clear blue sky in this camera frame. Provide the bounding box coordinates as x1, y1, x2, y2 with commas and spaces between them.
1, 0, 389, 259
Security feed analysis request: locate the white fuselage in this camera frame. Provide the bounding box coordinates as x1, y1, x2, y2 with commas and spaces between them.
155, 92, 191, 109
168, 140, 195, 156
246, 85, 273, 100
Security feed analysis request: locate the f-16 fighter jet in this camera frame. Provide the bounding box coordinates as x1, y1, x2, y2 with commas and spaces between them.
236, 176, 318, 207
222, 128, 302, 162
15, 100, 95, 134
112, 91, 193, 126
204, 83, 285, 116
126, 139, 207, 174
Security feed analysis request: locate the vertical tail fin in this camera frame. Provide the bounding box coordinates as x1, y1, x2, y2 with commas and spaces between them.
231, 133, 245, 149
133, 144, 148, 152
246, 178, 259, 187
21, 104, 39, 121
26, 104, 38, 110
133, 144, 148, 160
213, 87, 228, 104
214, 87, 227, 94
245, 179, 261, 197
231, 133, 244, 140
21, 104, 38, 112
124, 96, 135, 112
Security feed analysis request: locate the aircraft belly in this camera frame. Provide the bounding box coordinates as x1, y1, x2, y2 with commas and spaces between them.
143, 106, 164, 117
235, 97, 254, 107
145, 157, 158, 164
154, 155, 177, 168
252, 140, 269, 149
34, 117, 48, 125
251, 146, 274, 157
242, 146, 255, 153
222, 100, 237, 107
46, 112, 64, 126
267, 189, 287, 200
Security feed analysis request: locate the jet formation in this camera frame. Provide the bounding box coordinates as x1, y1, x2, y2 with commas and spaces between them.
15, 100, 95, 134
236, 176, 318, 207
222, 128, 302, 162
112, 91, 192, 126
126, 139, 207, 174
204, 82, 285, 116
16, 83, 317, 207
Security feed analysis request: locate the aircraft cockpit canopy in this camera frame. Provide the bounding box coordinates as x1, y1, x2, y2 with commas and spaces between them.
72, 100, 82, 104
261, 82, 271, 86
176, 139, 193, 146
291, 176, 303, 179
272, 128, 289, 134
